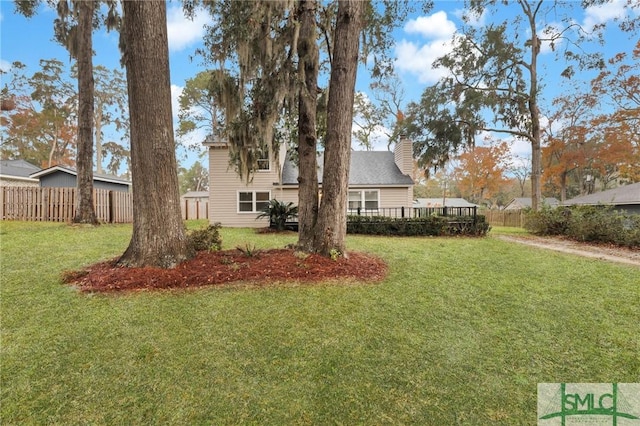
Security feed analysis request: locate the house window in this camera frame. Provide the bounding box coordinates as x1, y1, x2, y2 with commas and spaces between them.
238, 191, 270, 213
256, 150, 270, 171
348, 190, 379, 211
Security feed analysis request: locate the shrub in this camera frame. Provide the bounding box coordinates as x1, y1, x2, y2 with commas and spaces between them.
187, 223, 222, 252
346, 215, 489, 237
525, 204, 640, 248
257, 199, 298, 231
566, 205, 640, 247
525, 206, 571, 236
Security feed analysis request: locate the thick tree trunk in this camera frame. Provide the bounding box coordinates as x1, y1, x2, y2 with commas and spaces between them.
296, 0, 320, 252
73, 0, 98, 224
313, 0, 363, 257
118, 0, 192, 268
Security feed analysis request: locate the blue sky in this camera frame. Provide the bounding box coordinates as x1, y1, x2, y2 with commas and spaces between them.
0, 1, 637, 170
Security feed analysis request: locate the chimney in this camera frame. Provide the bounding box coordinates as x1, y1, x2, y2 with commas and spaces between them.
393, 135, 413, 176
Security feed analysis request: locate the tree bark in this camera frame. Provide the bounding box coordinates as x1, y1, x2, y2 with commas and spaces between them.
118, 0, 192, 268
313, 0, 363, 257
526, 11, 542, 212
296, 0, 320, 252
73, 0, 98, 224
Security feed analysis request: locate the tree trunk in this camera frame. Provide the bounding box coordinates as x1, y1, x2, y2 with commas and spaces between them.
560, 170, 567, 202
527, 19, 542, 211
313, 0, 363, 257
73, 0, 98, 224
95, 103, 103, 174
296, 0, 320, 252
118, 0, 192, 268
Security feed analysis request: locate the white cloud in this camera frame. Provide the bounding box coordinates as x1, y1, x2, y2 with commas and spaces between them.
0, 59, 10, 73
395, 38, 453, 84
452, 8, 487, 27
404, 11, 456, 39
166, 6, 212, 52
395, 11, 457, 85
171, 84, 183, 119
583, 0, 628, 29
171, 84, 208, 151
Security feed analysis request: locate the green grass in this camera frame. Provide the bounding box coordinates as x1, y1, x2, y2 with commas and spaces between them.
1, 221, 638, 424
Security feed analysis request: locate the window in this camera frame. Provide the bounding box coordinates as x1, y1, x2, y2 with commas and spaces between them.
348, 190, 379, 211
238, 191, 270, 213
256, 149, 270, 171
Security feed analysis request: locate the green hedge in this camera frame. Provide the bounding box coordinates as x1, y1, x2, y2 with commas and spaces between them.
346, 215, 490, 237
525, 205, 640, 248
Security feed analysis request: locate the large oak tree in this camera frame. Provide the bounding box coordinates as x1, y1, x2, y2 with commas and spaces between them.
117, 0, 191, 268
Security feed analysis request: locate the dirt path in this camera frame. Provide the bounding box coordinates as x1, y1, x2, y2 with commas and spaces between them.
496, 235, 640, 268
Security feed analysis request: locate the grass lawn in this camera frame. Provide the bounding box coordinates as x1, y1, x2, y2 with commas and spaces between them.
1, 221, 638, 424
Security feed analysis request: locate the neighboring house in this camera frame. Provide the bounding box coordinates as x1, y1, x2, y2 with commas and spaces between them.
563, 182, 640, 215
206, 136, 415, 227
30, 165, 131, 192
0, 159, 41, 187
503, 197, 560, 210
413, 198, 479, 208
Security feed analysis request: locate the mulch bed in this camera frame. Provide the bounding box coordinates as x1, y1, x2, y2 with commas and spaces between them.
63, 249, 388, 293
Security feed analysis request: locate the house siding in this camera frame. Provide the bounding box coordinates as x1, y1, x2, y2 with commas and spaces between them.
208, 144, 285, 227
38, 172, 130, 192
208, 142, 414, 228
393, 136, 413, 177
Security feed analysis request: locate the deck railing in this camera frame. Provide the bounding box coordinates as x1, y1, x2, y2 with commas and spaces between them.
273, 206, 479, 230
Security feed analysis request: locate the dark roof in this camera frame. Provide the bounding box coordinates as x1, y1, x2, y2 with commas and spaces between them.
563, 182, 640, 206
506, 197, 560, 208
30, 165, 131, 186
281, 151, 414, 186
0, 159, 41, 180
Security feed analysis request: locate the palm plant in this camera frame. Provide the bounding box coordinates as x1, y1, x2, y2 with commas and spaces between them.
256, 199, 298, 231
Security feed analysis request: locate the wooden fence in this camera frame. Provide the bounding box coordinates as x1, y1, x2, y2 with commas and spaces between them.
1, 187, 133, 223
181, 199, 209, 221
0, 187, 212, 223
482, 209, 528, 228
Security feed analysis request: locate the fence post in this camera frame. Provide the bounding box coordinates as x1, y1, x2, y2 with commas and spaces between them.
401, 206, 405, 218
357, 207, 361, 216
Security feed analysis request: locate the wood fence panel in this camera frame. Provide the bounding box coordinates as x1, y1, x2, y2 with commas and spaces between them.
1, 186, 133, 223
483, 210, 527, 228
110, 190, 133, 223
182, 199, 209, 221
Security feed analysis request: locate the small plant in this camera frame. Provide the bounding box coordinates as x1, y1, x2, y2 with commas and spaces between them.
187, 223, 222, 252
329, 248, 341, 261
256, 199, 298, 231
220, 256, 235, 265
236, 243, 261, 257
294, 250, 309, 260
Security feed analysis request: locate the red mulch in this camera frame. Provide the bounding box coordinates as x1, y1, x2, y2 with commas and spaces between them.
63, 249, 388, 293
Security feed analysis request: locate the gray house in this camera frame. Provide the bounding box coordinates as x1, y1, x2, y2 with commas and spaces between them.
563, 182, 640, 215
30, 165, 131, 192
0, 159, 41, 187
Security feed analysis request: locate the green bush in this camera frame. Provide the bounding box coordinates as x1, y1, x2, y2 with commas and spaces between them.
257, 199, 298, 231
525, 206, 571, 236
525, 205, 640, 248
346, 215, 489, 237
187, 223, 223, 252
